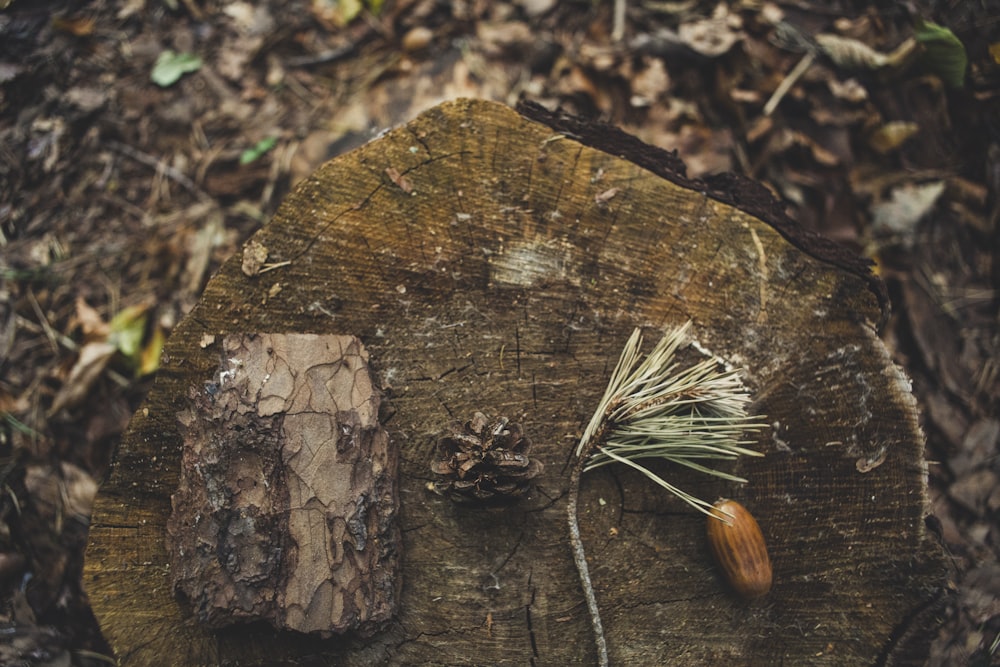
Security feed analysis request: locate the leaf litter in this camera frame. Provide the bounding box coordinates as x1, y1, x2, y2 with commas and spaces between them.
0, 0, 997, 663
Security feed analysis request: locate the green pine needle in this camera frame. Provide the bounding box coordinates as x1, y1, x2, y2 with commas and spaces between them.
576, 322, 766, 515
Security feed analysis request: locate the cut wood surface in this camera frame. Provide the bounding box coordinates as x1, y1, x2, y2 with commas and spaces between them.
84, 98, 946, 665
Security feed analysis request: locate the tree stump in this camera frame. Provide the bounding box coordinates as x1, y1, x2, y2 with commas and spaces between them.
84, 99, 946, 665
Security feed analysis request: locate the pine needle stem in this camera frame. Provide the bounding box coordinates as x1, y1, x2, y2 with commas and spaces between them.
567, 451, 609, 667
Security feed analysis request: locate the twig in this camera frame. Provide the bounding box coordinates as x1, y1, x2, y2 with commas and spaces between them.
567, 454, 610, 667
763, 51, 815, 116
108, 141, 211, 201
25, 288, 63, 355
284, 43, 357, 68
612, 0, 626, 43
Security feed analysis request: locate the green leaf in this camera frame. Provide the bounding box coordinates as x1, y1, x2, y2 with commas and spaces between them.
151, 50, 203, 87
915, 20, 967, 88
365, 0, 384, 15
239, 136, 278, 165
337, 0, 363, 23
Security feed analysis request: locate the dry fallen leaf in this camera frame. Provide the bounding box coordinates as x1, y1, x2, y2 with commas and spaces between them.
25, 462, 98, 525
476, 21, 534, 57
870, 180, 946, 240
827, 77, 869, 103
630, 57, 671, 107
64, 86, 108, 113
869, 121, 920, 154
116, 0, 145, 20
48, 342, 116, 415
51, 16, 96, 36
223, 1, 274, 35
816, 33, 889, 69
63, 461, 99, 521
72, 297, 110, 340
402, 26, 434, 53
310, 0, 361, 29
679, 16, 741, 57
816, 34, 916, 71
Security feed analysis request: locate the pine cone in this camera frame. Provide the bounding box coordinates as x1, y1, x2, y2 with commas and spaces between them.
431, 412, 543, 504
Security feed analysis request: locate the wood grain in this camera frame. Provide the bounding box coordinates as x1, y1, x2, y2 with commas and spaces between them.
84, 99, 945, 665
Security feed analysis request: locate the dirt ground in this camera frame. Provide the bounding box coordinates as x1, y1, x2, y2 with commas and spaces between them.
0, 0, 998, 665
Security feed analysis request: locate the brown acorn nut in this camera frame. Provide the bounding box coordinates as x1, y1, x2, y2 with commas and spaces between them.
706, 498, 772, 600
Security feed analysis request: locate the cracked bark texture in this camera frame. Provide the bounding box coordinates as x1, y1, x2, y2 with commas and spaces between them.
166, 333, 398, 638
84, 99, 946, 665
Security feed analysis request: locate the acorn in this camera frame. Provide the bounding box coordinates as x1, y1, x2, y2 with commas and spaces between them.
706, 498, 772, 600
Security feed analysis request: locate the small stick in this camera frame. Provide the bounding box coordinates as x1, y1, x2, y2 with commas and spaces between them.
568, 444, 610, 667
284, 44, 357, 67
612, 0, 627, 42
109, 141, 211, 202
763, 51, 815, 116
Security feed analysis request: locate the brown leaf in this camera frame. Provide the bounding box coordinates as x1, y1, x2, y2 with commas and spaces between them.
950, 469, 999, 515
72, 297, 110, 340
116, 0, 145, 20
679, 16, 742, 57
402, 26, 434, 53
476, 21, 533, 57
827, 78, 868, 103
51, 16, 95, 36
310, 0, 361, 29
24, 462, 97, 526
630, 57, 670, 107
868, 121, 920, 154
65, 86, 108, 112
61, 461, 98, 522
48, 342, 116, 415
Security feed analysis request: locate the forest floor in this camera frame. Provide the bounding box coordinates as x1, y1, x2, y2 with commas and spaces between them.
1, 0, 998, 664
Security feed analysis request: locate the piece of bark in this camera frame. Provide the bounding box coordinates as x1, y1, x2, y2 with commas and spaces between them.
84, 99, 946, 665
167, 333, 399, 637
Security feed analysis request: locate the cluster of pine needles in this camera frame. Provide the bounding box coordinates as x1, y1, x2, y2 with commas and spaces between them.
576, 321, 766, 513
569, 321, 766, 666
